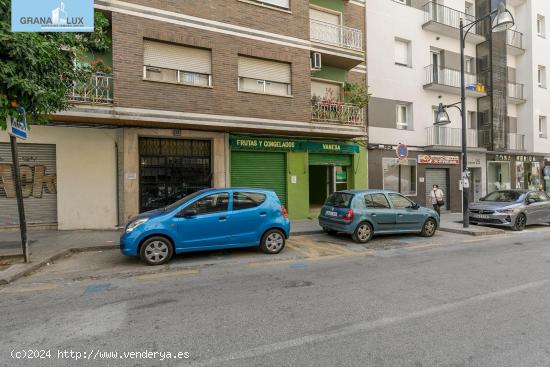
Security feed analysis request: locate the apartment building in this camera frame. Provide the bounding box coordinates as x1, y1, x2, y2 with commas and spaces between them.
366, 0, 550, 212
0, 0, 368, 229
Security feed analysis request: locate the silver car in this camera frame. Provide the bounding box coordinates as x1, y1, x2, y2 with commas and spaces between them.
469, 190, 550, 231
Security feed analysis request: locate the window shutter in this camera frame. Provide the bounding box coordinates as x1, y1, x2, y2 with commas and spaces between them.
238, 56, 291, 84
395, 40, 408, 65
262, 0, 289, 8
309, 8, 340, 25
143, 40, 211, 74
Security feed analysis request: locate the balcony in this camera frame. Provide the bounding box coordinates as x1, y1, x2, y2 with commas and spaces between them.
422, 2, 486, 44
506, 29, 525, 55
309, 19, 363, 69
425, 126, 479, 148
507, 133, 526, 151
311, 101, 364, 126
508, 82, 526, 104
67, 72, 113, 105
424, 65, 487, 97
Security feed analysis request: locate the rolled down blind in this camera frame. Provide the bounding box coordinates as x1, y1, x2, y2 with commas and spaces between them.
143, 40, 211, 74
395, 40, 408, 65
238, 56, 291, 84
262, 0, 289, 8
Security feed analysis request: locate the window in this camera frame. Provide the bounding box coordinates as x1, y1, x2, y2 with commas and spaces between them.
325, 192, 353, 208
465, 57, 474, 74
538, 65, 546, 88
143, 40, 212, 87
365, 194, 391, 209
539, 116, 548, 138
537, 14, 546, 37
311, 80, 341, 100
396, 103, 410, 130
394, 38, 411, 67
465, 2, 474, 17
233, 192, 266, 210
252, 0, 289, 9
388, 193, 415, 209
185, 193, 229, 215
383, 158, 418, 196
238, 56, 292, 96
468, 111, 477, 129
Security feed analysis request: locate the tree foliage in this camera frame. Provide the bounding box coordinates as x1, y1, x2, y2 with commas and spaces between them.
0, 0, 111, 128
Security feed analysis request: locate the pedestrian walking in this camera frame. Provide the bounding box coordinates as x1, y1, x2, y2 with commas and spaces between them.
431, 184, 445, 216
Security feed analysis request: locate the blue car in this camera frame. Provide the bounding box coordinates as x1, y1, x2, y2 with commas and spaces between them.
318, 190, 440, 243
121, 188, 290, 265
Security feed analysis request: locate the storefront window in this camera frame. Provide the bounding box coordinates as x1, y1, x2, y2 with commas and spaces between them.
515, 162, 543, 190
487, 161, 511, 192
383, 158, 417, 196
515, 162, 525, 189
335, 166, 348, 192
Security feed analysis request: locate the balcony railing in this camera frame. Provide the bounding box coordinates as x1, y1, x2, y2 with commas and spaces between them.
424, 65, 483, 91
508, 82, 524, 100
506, 29, 524, 49
423, 2, 482, 36
309, 19, 363, 51
67, 72, 113, 104
311, 101, 364, 126
507, 133, 526, 151
426, 126, 478, 148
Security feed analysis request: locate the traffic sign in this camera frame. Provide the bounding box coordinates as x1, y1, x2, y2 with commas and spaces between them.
6, 106, 28, 140
396, 143, 408, 159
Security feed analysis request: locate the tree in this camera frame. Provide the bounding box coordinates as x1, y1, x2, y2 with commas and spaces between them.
0, 0, 111, 128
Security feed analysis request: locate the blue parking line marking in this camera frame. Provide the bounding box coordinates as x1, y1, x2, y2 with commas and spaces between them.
84, 283, 111, 294
289, 262, 307, 269
399, 237, 422, 244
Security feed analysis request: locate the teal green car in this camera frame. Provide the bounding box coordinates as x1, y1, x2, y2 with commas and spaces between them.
318, 190, 440, 243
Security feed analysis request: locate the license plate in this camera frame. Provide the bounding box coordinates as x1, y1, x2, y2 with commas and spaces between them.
471, 213, 490, 219
325, 211, 338, 217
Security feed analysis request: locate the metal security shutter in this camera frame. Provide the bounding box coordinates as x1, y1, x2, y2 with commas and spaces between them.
0, 143, 57, 226
425, 168, 448, 210
143, 40, 212, 74
310, 8, 340, 25
238, 56, 291, 83
309, 154, 352, 166
231, 151, 287, 206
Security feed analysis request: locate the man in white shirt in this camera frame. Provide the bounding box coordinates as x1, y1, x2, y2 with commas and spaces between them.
430, 184, 444, 216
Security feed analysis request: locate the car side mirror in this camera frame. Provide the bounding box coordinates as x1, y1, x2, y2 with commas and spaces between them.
527, 198, 536, 205
412, 203, 420, 210
179, 208, 197, 218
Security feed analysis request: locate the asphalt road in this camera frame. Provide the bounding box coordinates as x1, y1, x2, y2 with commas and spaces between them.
1, 227, 550, 367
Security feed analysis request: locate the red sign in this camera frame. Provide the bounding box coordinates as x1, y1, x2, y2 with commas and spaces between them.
418, 155, 460, 165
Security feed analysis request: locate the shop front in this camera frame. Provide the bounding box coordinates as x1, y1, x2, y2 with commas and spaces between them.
487, 154, 547, 193
368, 147, 462, 212
230, 135, 368, 219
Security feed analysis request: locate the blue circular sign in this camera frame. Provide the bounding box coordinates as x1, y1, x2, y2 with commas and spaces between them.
396, 143, 408, 159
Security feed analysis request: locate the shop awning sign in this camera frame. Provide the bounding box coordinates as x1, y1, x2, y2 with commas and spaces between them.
230, 136, 360, 154
418, 155, 459, 165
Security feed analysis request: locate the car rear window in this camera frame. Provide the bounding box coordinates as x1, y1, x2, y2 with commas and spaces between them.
325, 192, 353, 208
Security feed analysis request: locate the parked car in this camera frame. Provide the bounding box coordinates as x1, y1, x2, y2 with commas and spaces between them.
120, 188, 290, 265
318, 190, 440, 243
469, 190, 550, 231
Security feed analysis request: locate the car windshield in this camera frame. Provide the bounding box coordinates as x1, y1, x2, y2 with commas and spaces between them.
325, 192, 353, 208
481, 191, 525, 203
163, 189, 209, 212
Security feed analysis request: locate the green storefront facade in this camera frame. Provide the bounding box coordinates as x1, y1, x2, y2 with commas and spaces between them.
230, 135, 368, 219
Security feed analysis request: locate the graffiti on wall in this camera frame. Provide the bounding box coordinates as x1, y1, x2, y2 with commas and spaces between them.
0, 164, 57, 198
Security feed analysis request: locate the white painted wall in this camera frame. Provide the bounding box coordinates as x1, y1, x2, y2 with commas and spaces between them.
0, 125, 118, 229
366, 0, 480, 147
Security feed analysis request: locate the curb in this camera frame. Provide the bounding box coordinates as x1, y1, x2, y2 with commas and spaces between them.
290, 230, 324, 236
0, 244, 118, 286
438, 227, 505, 236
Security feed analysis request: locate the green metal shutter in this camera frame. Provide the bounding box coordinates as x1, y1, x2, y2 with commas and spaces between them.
308, 153, 352, 166
231, 151, 287, 205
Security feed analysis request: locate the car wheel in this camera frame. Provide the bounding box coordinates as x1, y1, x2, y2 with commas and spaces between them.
421, 218, 437, 237
512, 213, 527, 231
140, 236, 174, 265
470, 222, 478, 225
323, 227, 337, 235
352, 222, 373, 243
260, 229, 285, 254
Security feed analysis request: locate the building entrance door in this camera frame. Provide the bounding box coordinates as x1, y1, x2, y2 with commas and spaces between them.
308, 153, 351, 211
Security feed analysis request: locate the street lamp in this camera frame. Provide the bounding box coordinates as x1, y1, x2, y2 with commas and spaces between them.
435, 1, 514, 228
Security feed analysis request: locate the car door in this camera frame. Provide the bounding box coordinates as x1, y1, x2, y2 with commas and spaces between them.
531, 192, 550, 224
524, 192, 546, 224
364, 193, 396, 232
175, 192, 231, 250
541, 192, 550, 222
230, 191, 269, 244
388, 193, 425, 232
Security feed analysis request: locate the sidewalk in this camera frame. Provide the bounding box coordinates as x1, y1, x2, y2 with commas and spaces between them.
0, 215, 502, 285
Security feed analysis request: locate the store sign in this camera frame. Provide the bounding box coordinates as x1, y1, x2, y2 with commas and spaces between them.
468, 157, 482, 167
11, 0, 94, 32
493, 154, 512, 161
230, 136, 360, 154
515, 155, 539, 162
418, 155, 460, 165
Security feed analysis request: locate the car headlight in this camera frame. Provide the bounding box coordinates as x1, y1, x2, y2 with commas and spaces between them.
498, 208, 516, 214
126, 218, 149, 233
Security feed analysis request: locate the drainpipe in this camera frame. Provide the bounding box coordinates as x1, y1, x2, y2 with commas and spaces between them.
115, 141, 120, 227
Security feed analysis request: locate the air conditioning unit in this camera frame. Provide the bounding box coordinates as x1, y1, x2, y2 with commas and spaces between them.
311, 52, 322, 70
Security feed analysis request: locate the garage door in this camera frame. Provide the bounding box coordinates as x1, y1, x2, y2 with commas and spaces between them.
0, 143, 57, 226
425, 168, 448, 210
231, 151, 287, 206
